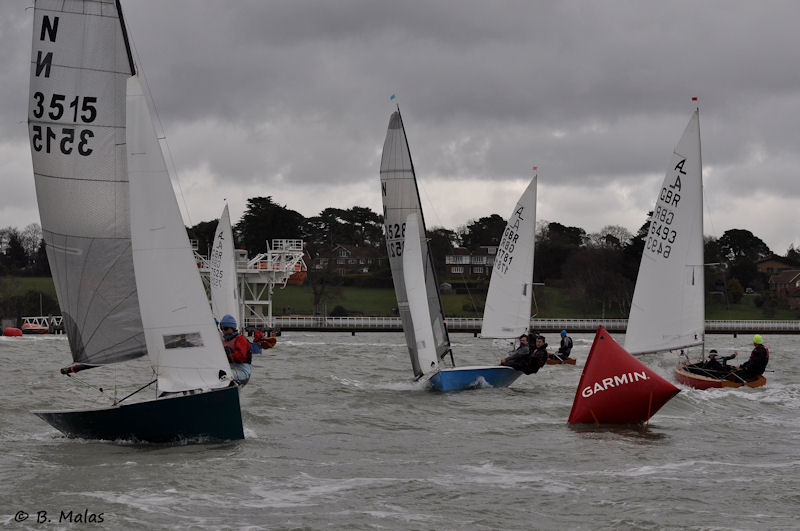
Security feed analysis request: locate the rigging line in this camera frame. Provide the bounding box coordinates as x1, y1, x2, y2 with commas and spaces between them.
65, 374, 115, 405
116, 379, 157, 405
124, 22, 194, 227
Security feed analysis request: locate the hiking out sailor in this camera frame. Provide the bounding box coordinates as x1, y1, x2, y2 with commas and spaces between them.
500, 335, 529, 367
551, 329, 573, 361
219, 314, 252, 386
499, 334, 540, 374
729, 334, 769, 382
531, 335, 549, 369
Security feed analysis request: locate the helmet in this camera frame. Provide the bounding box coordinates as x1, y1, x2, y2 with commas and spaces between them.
220, 314, 237, 330
560, 330, 567, 337
752, 334, 763, 345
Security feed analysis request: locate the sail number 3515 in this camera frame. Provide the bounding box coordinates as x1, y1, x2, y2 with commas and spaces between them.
30, 92, 97, 156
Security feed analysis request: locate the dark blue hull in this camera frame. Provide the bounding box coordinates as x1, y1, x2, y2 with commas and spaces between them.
33, 385, 243, 443
428, 366, 522, 392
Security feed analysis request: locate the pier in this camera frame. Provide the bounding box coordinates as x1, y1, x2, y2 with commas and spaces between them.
259, 317, 800, 335
18, 315, 800, 335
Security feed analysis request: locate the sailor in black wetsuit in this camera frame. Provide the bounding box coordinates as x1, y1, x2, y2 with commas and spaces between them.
729, 334, 769, 382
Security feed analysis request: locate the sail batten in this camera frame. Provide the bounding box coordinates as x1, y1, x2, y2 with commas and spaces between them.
380, 110, 450, 377
625, 110, 704, 355
29, 0, 146, 367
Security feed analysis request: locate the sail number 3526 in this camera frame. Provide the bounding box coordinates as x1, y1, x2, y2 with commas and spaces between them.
385, 222, 406, 257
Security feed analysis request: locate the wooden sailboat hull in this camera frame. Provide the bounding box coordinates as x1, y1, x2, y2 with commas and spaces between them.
32, 385, 244, 443
547, 357, 576, 365
674, 363, 766, 390
428, 366, 522, 392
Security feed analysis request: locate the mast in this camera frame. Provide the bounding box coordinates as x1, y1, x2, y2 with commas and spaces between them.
380, 108, 452, 378
396, 108, 454, 362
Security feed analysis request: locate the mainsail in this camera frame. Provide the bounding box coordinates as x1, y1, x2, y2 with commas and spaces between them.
380, 110, 450, 378
127, 76, 232, 393
209, 204, 240, 324
28, 0, 146, 367
625, 110, 704, 355
481, 175, 537, 339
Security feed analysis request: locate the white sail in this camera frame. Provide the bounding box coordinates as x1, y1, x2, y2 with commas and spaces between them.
28, 0, 147, 367
625, 110, 704, 355
402, 214, 440, 374
209, 204, 240, 324
380, 110, 450, 377
481, 175, 537, 338
127, 76, 232, 393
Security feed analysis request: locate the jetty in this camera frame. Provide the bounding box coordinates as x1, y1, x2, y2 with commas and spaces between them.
16, 315, 800, 335
259, 317, 800, 335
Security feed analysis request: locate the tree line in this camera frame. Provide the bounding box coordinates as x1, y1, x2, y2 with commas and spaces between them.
3, 196, 799, 318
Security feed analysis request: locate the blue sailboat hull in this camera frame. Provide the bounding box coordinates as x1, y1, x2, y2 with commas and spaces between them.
33, 385, 244, 443
428, 366, 522, 392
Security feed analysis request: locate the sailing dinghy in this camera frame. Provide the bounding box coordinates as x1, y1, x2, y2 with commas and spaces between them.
380, 109, 520, 391
623, 108, 763, 389
28, 0, 243, 442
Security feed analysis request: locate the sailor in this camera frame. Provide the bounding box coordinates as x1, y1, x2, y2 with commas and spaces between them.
501, 334, 548, 375
703, 350, 724, 372
551, 329, 573, 361
219, 314, 252, 386
500, 335, 530, 367
253, 328, 276, 349
729, 334, 769, 383
500, 334, 541, 374
531, 335, 549, 369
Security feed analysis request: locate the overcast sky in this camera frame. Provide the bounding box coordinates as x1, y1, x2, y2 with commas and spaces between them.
2, 1, 798, 253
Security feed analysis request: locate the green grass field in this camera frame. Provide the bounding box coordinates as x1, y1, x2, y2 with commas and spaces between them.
271, 283, 798, 320
0, 277, 58, 298
4, 277, 797, 320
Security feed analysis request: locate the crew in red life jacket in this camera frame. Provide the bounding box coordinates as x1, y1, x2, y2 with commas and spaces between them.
219, 314, 252, 385
729, 334, 769, 382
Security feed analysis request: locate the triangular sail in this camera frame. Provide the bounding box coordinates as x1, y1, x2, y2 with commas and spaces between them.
209, 204, 240, 324
402, 214, 440, 374
380, 110, 450, 378
127, 76, 232, 393
28, 0, 147, 367
481, 175, 537, 338
625, 110, 704, 355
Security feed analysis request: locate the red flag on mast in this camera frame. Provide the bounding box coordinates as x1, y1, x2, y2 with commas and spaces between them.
568, 327, 679, 424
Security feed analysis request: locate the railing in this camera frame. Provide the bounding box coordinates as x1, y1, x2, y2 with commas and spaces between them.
22, 315, 63, 329
263, 317, 800, 333
17, 315, 800, 334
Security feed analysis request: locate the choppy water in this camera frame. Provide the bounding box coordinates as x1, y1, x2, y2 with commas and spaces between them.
1, 331, 798, 530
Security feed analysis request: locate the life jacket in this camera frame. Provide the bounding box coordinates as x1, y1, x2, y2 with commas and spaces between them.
223, 332, 252, 364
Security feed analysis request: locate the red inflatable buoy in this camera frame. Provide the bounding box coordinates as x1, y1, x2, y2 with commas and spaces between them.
568, 326, 679, 425
3, 327, 23, 337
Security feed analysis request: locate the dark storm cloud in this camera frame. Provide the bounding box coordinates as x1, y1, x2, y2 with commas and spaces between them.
2, 1, 799, 251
